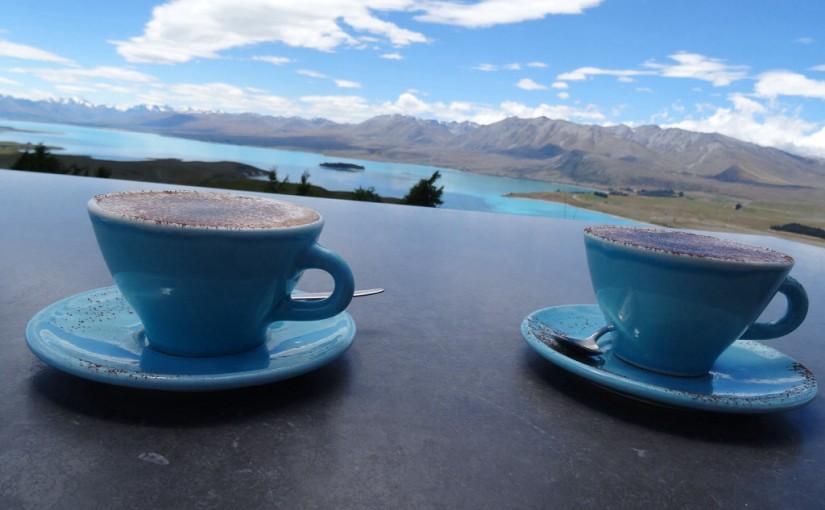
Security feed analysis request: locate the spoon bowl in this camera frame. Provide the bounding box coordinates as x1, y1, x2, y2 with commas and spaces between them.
551, 323, 614, 356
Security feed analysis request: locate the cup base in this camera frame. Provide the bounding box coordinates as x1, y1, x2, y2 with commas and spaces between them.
611, 351, 712, 378
136, 329, 269, 359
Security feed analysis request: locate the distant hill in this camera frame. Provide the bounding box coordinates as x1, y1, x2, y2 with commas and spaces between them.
2, 95, 824, 200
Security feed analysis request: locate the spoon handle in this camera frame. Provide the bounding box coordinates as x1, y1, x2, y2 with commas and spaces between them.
291, 288, 384, 301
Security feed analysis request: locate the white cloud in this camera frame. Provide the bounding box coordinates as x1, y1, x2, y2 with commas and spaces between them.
114, 0, 428, 63
299, 94, 372, 119
415, 0, 603, 28
334, 79, 362, 88
381, 52, 404, 60
527, 61, 548, 68
666, 94, 825, 157
281, 90, 607, 125
298, 69, 328, 78
516, 78, 547, 90
811, 65, 825, 72
113, 0, 606, 63
754, 70, 825, 99
473, 62, 537, 72
557, 91, 569, 99
56, 85, 96, 94
499, 100, 604, 121
0, 85, 55, 101
644, 52, 748, 87
557, 66, 652, 81
617, 76, 634, 83
551, 81, 568, 89
12, 65, 155, 84
795, 37, 814, 45
0, 76, 19, 85
0, 39, 75, 65
253, 55, 292, 65
140, 81, 299, 114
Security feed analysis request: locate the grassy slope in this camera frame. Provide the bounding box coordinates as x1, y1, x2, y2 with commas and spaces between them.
512, 191, 825, 247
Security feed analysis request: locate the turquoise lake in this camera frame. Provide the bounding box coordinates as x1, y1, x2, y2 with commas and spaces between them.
0, 119, 633, 223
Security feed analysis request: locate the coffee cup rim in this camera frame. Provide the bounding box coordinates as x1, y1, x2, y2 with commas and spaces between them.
88, 190, 324, 234
584, 225, 794, 267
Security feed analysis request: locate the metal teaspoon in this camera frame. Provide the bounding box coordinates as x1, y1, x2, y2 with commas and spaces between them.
291, 288, 385, 301
551, 323, 614, 356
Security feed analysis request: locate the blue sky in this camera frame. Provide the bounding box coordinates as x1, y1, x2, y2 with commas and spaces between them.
2, 0, 825, 157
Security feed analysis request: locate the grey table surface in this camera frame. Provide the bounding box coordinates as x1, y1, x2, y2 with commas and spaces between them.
2, 169, 825, 509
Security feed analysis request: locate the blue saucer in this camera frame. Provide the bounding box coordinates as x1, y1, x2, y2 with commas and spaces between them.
26, 286, 355, 391
521, 305, 817, 413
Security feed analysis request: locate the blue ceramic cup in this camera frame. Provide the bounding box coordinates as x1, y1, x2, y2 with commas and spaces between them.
88, 190, 355, 357
584, 226, 808, 377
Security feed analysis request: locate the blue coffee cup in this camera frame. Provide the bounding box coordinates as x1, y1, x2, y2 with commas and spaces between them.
88, 190, 355, 357
584, 226, 808, 377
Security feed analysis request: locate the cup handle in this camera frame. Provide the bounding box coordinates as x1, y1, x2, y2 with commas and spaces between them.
740, 276, 809, 340
274, 243, 355, 322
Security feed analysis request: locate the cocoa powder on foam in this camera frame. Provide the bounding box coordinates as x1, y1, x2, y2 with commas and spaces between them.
586, 225, 792, 264
94, 190, 321, 229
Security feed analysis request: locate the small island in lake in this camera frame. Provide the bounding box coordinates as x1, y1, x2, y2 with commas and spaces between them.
320, 161, 365, 171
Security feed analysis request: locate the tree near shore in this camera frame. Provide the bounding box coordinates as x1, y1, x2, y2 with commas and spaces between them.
12, 143, 111, 177
12, 143, 62, 173
352, 185, 381, 202
297, 170, 312, 196
403, 171, 444, 207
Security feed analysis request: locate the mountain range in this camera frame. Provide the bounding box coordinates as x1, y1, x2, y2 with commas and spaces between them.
2, 95, 824, 198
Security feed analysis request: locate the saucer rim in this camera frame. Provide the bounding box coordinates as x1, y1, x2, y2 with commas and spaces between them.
26, 286, 355, 391
521, 304, 817, 414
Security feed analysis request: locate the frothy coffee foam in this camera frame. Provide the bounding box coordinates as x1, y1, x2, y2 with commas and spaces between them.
586, 225, 792, 264
94, 190, 321, 229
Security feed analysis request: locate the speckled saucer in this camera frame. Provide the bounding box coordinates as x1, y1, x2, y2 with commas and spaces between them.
521, 305, 817, 413
26, 286, 355, 391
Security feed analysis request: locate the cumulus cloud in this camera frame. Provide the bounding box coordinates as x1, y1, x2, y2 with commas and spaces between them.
381, 52, 404, 60
551, 81, 568, 89
415, 0, 603, 28
644, 52, 748, 86
374, 94, 604, 125
115, 0, 428, 63
667, 93, 825, 157
498, 100, 604, 121
516, 78, 547, 90
114, 1, 603, 63
299, 95, 372, 119
754, 70, 825, 99
0, 39, 75, 65
140, 81, 298, 114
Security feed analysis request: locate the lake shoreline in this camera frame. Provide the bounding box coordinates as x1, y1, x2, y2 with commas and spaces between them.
1, 119, 822, 247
